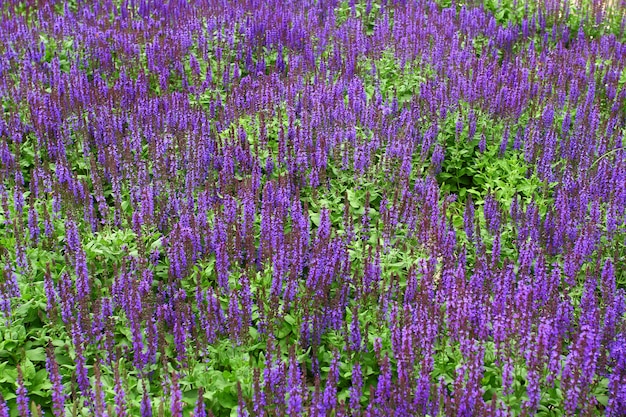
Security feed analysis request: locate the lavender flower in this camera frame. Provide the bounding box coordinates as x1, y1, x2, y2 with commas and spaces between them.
141, 389, 153, 417
46, 345, 66, 417
0, 395, 8, 417
16, 365, 30, 417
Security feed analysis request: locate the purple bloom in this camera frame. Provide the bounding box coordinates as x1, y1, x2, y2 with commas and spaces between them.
478, 133, 486, 153
349, 306, 362, 352
16, 365, 30, 417
321, 352, 340, 413
114, 366, 128, 417
46, 346, 66, 417
170, 372, 184, 417
483, 194, 500, 234
194, 388, 207, 417
349, 363, 363, 413
141, 389, 153, 417
0, 396, 7, 417
286, 353, 304, 416
431, 144, 445, 174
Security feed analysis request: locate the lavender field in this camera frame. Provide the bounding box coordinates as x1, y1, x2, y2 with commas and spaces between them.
1, 0, 625, 415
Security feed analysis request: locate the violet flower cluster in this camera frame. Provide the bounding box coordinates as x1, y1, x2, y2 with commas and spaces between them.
0, 0, 625, 416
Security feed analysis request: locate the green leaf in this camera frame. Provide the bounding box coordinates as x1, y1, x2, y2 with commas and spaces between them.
21, 358, 36, 381
26, 348, 47, 362
183, 388, 199, 405
217, 393, 237, 409
309, 210, 320, 227
275, 325, 291, 339
284, 314, 296, 326
346, 189, 361, 209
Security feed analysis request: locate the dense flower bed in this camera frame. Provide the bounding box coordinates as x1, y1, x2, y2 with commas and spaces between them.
0, 0, 625, 416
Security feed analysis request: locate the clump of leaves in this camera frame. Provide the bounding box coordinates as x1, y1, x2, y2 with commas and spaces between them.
360, 48, 435, 103
435, 105, 549, 209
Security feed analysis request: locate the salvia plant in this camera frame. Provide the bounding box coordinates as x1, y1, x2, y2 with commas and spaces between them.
0, 0, 625, 416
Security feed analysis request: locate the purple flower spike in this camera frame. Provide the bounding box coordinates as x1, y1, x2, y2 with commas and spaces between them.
16, 365, 30, 417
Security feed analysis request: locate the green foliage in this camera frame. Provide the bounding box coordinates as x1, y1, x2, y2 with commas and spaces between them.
360, 48, 435, 103
435, 105, 550, 209
0, 282, 55, 413
38, 35, 74, 71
